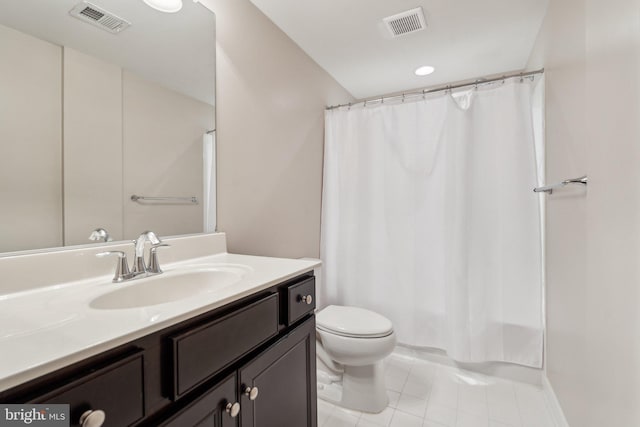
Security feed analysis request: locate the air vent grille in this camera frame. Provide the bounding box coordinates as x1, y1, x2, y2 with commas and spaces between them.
383, 7, 427, 38
79, 6, 104, 21
69, 1, 131, 34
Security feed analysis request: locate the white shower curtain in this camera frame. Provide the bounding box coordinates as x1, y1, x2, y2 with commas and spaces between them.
320, 80, 544, 368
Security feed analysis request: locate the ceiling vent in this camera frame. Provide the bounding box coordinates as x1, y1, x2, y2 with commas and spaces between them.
383, 7, 426, 38
69, 1, 131, 34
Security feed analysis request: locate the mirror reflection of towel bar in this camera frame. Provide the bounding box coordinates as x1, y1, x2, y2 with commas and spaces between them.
533, 175, 587, 194
131, 195, 198, 204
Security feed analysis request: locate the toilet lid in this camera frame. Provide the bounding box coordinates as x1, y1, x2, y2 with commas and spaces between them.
316, 305, 394, 338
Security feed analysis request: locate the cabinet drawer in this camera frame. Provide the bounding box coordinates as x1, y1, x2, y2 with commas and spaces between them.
171, 294, 279, 398
287, 277, 316, 325
159, 374, 237, 427
33, 352, 144, 427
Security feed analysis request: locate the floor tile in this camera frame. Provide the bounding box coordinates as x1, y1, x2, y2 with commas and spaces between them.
319, 350, 555, 427
458, 383, 488, 417
425, 402, 457, 426
318, 400, 334, 426
456, 411, 489, 427
488, 397, 521, 426
390, 410, 423, 427
429, 376, 459, 409
387, 390, 401, 408
359, 406, 394, 426
403, 377, 432, 399
386, 354, 415, 372
396, 393, 428, 418
324, 409, 360, 427
386, 364, 411, 392
486, 381, 515, 404
358, 419, 385, 427
410, 360, 437, 382
513, 383, 555, 427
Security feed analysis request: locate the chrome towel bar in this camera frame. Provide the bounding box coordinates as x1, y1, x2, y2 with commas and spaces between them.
533, 175, 587, 194
131, 195, 198, 204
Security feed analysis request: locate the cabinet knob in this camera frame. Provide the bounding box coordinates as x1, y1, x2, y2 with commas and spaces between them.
299, 295, 313, 305
79, 409, 106, 427
225, 402, 240, 418
244, 385, 259, 400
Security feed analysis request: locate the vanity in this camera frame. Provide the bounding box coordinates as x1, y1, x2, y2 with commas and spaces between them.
0, 234, 319, 427
0, 2, 321, 425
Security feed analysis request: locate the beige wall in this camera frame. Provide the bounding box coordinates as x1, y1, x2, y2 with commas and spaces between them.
584, 0, 640, 425
64, 48, 124, 245
123, 70, 213, 239
201, 0, 353, 258
528, 1, 640, 425
0, 24, 62, 252
65, 53, 213, 245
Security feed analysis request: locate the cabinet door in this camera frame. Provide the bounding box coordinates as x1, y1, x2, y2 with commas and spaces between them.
160, 374, 238, 427
239, 316, 316, 427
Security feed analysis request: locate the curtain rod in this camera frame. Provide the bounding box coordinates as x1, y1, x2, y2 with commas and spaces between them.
326, 68, 545, 111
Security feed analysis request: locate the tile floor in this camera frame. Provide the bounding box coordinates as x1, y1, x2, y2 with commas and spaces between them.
317, 352, 557, 427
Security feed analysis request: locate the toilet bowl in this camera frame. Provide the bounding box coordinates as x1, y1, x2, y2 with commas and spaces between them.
316, 305, 396, 413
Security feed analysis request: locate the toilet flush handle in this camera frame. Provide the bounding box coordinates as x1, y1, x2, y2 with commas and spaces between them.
299, 295, 313, 305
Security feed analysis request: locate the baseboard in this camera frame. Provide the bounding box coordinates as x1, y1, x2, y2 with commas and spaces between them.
542, 374, 570, 427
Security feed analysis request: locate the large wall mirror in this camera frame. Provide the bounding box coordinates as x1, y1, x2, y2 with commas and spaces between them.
0, 0, 216, 254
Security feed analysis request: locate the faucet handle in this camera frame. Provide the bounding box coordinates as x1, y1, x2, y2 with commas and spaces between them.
148, 244, 170, 274
96, 251, 133, 283
89, 228, 112, 242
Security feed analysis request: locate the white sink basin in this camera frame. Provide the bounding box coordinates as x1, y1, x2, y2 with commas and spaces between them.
90, 265, 251, 310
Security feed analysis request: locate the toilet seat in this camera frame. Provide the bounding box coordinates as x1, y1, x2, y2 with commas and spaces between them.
316, 305, 393, 338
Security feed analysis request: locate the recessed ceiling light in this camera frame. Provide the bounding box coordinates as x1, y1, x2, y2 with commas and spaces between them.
142, 0, 183, 13
415, 66, 435, 76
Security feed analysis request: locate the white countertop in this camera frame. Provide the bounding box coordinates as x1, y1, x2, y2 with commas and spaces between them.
0, 252, 320, 393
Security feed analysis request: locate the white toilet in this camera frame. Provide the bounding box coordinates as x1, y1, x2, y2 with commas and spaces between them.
316, 305, 396, 413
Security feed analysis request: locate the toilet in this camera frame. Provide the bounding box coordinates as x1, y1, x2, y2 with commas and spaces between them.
315, 305, 396, 413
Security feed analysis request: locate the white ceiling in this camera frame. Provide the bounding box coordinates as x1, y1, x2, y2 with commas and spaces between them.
249, 0, 549, 99
0, 0, 215, 105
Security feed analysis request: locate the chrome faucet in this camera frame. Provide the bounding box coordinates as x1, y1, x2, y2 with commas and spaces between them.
96, 251, 134, 282
89, 228, 112, 242
132, 231, 161, 275
97, 230, 170, 283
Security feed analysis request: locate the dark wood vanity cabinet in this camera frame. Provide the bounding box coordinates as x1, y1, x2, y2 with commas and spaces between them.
239, 317, 316, 427
158, 374, 237, 427
0, 272, 317, 427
